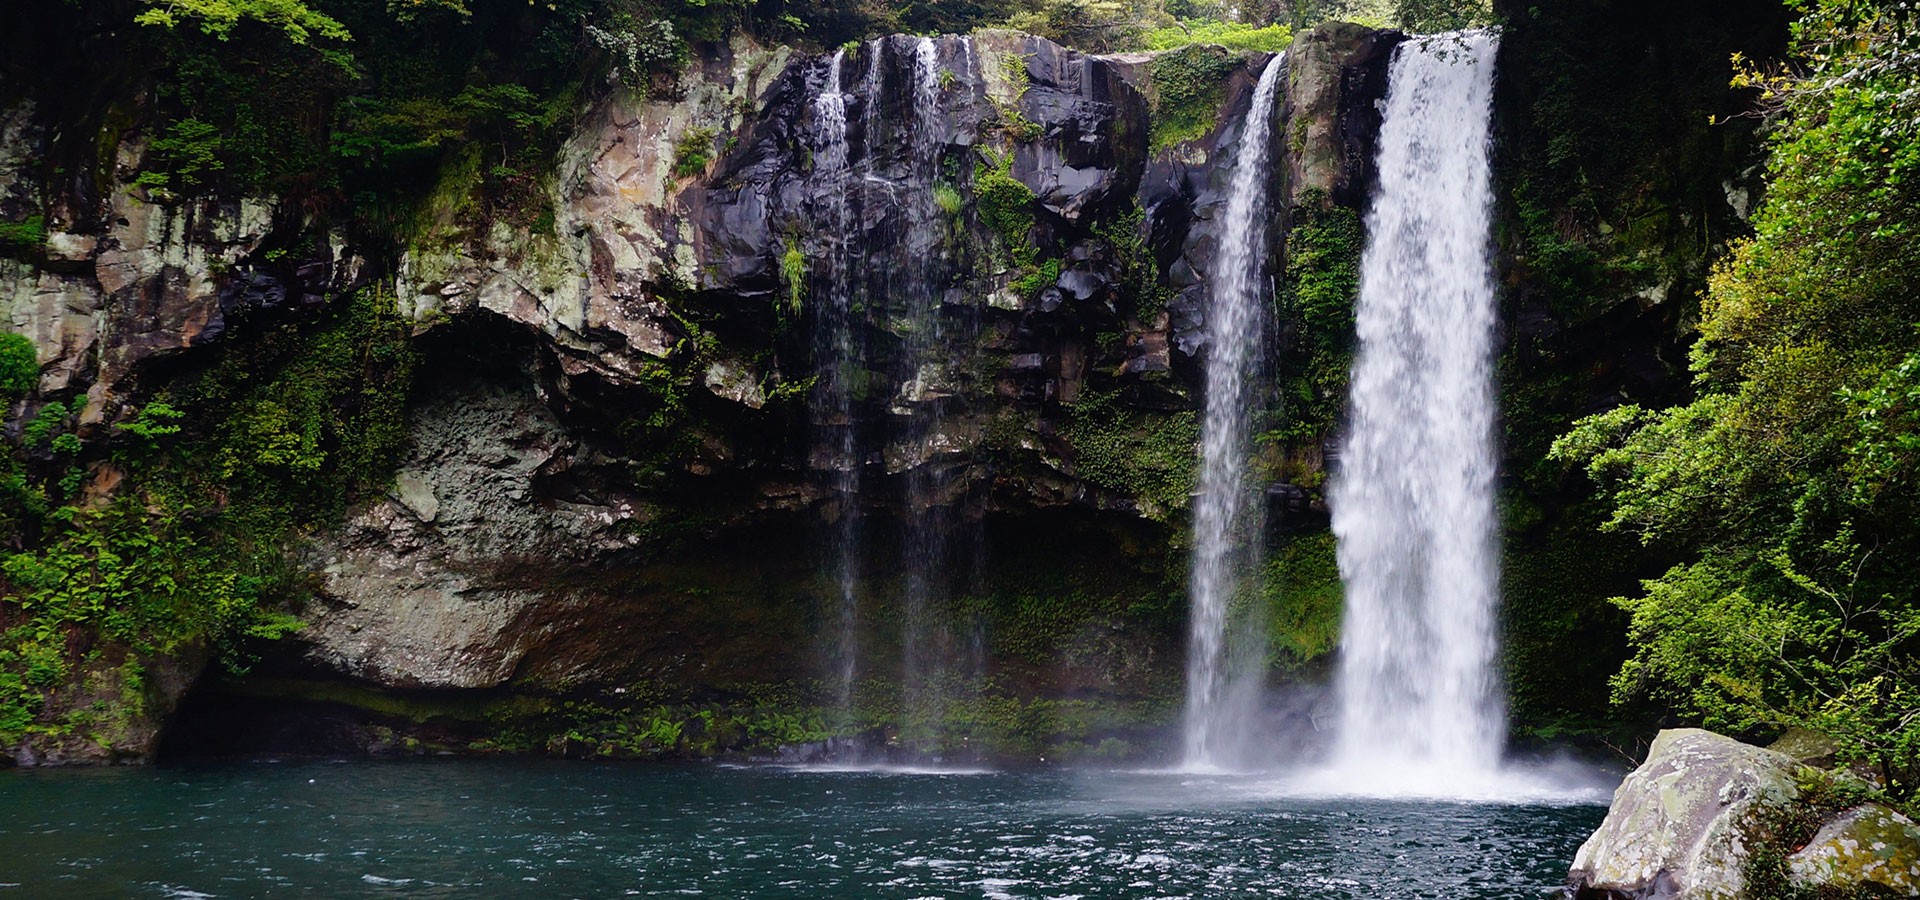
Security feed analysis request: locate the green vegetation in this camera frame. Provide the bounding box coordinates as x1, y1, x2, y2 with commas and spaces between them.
133, 0, 352, 46
1273, 195, 1362, 444
1146, 43, 1238, 153
0, 216, 46, 261
1140, 19, 1291, 52
779, 239, 806, 315
1097, 206, 1173, 321
975, 154, 1037, 256
1004, 0, 1148, 53
1486, 0, 1792, 742
984, 49, 1043, 142
672, 127, 717, 179
973, 149, 1058, 298
1553, 1, 1920, 794
1264, 533, 1342, 671
1061, 389, 1200, 516
932, 182, 964, 218
1742, 765, 1892, 899
0, 334, 38, 401
0, 289, 415, 751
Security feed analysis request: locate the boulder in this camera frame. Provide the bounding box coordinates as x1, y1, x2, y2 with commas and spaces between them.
1787, 803, 1920, 894
1568, 728, 1801, 899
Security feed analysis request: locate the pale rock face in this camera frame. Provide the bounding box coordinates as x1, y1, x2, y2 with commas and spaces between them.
299, 378, 647, 691
703, 358, 766, 409
1, 107, 279, 408
1286, 22, 1402, 208
1569, 728, 1801, 899
396, 35, 793, 387
1788, 803, 1920, 894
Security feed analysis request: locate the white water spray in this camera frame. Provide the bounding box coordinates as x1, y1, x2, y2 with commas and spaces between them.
1327, 30, 1505, 789
1183, 55, 1285, 770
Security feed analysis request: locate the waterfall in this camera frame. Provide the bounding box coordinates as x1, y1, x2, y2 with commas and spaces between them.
1182, 55, 1285, 771
807, 37, 979, 758
1328, 30, 1505, 786
900, 35, 952, 751
811, 48, 862, 714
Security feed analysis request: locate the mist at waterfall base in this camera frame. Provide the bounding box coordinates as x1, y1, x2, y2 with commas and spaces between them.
0, 760, 1608, 898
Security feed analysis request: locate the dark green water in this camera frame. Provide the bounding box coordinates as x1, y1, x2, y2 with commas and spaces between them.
0, 761, 1605, 898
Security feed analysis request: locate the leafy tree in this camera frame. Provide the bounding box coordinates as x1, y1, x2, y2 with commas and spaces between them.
133, 0, 352, 45
1391, 0, 1491, 32
1554, 0, 1920, 792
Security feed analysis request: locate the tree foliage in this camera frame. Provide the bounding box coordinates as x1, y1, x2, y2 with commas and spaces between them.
135, 0, 352, 45
1554, 0, 1920, 792
0, 290, 414, 749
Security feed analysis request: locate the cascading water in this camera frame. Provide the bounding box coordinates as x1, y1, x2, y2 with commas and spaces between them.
900, 35, 955, 750
810, 48, 861, 714
807, 37, 981, 758
1327, 30, 1505, 788
1182, 55, 1285, 771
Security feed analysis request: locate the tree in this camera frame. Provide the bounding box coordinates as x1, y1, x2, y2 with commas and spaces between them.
133, 0, 352, 44
1553, 0, 1920, 792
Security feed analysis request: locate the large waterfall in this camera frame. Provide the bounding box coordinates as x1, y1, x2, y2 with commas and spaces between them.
900, 35, 970, 752
1182, 55, 1285, 771
1327, 30, 1505, 788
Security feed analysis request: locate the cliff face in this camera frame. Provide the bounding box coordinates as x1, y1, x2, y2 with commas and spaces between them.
0, 5, 1780, 765
0, 25, 1408, 763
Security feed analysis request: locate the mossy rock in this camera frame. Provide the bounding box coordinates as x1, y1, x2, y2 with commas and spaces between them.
1787, 803, 1920, 895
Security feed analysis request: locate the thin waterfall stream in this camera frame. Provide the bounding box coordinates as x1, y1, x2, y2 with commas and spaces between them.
810, 47, 861, 716
901, 34, 957, 752
1182, 54, 1285, 771
1327, 30, 1506, 791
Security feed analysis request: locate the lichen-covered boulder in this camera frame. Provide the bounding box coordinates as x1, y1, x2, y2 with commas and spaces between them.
1568, 728, 1801, 899
1787, 803, 1920, 894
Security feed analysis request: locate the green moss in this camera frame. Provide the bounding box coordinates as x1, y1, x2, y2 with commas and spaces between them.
1147, 44, 1238, 153
1096, 205, 1173, 321
975, 154, 1037, 264
1263, 532, 1342, 671
1273, 196, 1363, 445
1061, 389, 1200, 516
1738, 767, 1895, 900
1011, 257, 1061, 300
0, 332, 38, 400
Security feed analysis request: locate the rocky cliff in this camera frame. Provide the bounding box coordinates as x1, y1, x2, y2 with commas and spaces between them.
0, 23, 1410, 763
0, 2, 1782, 765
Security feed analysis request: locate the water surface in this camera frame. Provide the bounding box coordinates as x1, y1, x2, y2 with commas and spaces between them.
0, 761, 1603, 898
